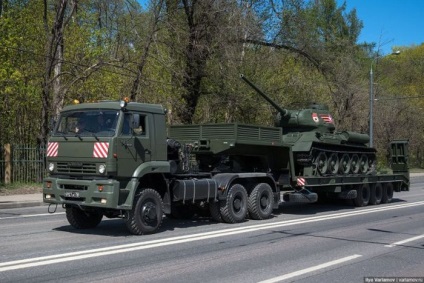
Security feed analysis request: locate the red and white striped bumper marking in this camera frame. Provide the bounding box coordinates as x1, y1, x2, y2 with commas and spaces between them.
297, 177, 306, 187
47, 142, 59, 157
93, 142, 109, 158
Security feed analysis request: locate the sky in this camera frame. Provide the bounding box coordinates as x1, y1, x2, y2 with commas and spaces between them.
340, 0, 424, 54
138, 0, 423, 55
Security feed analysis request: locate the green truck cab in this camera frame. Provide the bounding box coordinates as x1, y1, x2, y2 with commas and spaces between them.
44, 99, 281, 234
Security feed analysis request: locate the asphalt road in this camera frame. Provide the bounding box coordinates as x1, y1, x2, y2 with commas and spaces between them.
1, 176, 423, 283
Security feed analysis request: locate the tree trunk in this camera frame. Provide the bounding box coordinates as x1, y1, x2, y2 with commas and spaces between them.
39, 0, 76, 146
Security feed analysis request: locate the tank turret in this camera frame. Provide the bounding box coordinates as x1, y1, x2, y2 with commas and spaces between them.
240, 74, 376, 178
240, 74, 335, 134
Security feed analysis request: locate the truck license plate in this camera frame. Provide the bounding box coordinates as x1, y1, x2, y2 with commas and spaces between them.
65, 191, 80, 198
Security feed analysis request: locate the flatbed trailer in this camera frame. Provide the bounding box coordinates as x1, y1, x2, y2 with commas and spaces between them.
43, 99, 409, 235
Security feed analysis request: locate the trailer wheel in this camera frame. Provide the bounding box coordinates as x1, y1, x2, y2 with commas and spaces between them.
248, 183, 274, 220
381, 183, 394, 204
220, 184, 248, 223
125, 188, 164, 235
66, 206, 103, 229
369, 183, 383, 205
353, 184, 370, 207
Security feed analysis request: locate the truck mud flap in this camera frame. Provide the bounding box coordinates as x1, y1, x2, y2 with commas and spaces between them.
283, 189, 318, 203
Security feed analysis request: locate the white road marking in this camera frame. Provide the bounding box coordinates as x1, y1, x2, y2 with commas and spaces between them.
258, 254, 362, 283
0, 201, 423, 272
0, 212, 65, 220
385, 234, 424, 247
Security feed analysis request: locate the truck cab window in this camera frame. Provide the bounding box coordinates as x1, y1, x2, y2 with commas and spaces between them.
122, 113, 146, 136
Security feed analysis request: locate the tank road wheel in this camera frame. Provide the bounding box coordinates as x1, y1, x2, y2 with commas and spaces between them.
353, 183, 370, 207
314, 152, 328, 175
328, 153, 339, 174
66, 206, 103, 229
248, 183, 274, 220
338, 154, 351, 174
369, 183, 383, 205
350, 154, 360, 174
359, 154, 369, 173
220, 184, 248, 223
381, 183, 394, 204
125, 188, 164, 235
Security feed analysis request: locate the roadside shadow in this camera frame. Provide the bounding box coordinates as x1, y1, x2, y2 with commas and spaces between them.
53, 198, 408, 237
276, 197, 407, 216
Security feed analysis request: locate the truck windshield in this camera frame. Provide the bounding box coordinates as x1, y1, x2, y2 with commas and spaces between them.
54, 110, 120, 137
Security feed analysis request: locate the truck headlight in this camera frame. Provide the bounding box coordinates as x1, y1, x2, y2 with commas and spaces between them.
98, 164, 106, 174
48, 163, 55, 172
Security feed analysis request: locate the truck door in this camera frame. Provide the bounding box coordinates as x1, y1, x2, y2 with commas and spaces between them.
116, 112, 151, 177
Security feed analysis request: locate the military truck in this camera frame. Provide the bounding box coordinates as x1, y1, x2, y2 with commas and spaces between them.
43, 78, 409, 235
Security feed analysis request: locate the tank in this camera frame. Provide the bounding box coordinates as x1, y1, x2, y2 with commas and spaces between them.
240, 74, 376, 177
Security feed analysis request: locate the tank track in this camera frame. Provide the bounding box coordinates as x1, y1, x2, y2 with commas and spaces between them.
295, 142, 376, 177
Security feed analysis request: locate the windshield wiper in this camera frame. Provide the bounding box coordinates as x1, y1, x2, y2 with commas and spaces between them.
75, 129, 99, 141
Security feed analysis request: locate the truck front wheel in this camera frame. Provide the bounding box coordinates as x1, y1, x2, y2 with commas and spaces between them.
66, 206, 103, 229
125, 188, 164, 235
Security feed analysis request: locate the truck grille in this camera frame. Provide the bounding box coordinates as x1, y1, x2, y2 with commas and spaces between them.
56, 162, 97, 174
62, 184, 88, 191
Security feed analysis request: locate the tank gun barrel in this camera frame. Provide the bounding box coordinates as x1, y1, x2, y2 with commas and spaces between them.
240, 74, 287, 115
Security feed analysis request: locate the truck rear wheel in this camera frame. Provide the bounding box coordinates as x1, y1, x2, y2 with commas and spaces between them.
209, 201, 223, 222
248, 183, 274, 220
220, 184, 248, 223
381, 183, 394, 204
125, 188, 164, 235
369, 183, 383, 205
66, 206, 103, 229
353, 184, 370, 207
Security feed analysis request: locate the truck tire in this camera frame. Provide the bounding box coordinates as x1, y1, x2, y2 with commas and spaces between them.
353, 183, 370, 207
220, 184, 248, 223
66, 206, 103, 229
209, 201, 223, 222
125, 188, 164, 235
369, 183, 383, 205
381, 183, 394, 204
248, 183, 274, 220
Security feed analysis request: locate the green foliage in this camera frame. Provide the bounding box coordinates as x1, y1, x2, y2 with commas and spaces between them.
0, 1, 45, 145
0, 0, 422, 169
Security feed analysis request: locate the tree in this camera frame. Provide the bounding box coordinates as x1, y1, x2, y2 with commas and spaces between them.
241, 0, 366, 131
39, 0, 78, 147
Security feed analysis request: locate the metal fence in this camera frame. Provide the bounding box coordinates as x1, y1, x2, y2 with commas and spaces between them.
0, 145, 46, 184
